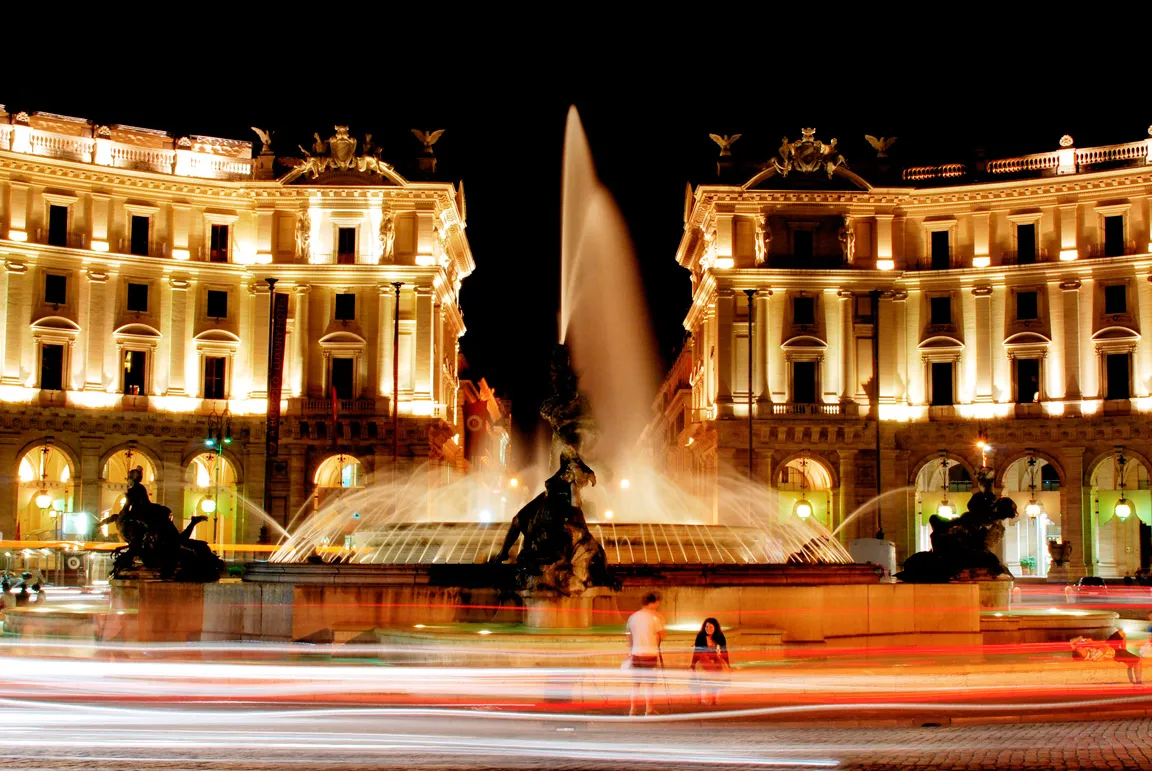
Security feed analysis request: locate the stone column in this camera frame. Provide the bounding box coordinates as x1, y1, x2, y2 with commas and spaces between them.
78, 439, 103, 523
838, 449, 858, 544
0, 436, 20, 539
2, 259, 28, 384
715, 288, 735, 416
972, 286, 994, 402
287, 445, 308, 525
84, 269, 110, 391
414, 285, 434, 402
1060, 280, 1082, 403
755, 289, 772, 408
160, 441, 185, 513
1057, 446, 1088, 580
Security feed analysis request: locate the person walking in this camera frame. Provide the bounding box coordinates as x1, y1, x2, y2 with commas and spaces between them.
689, 617, 731, 705
625, 592, 666, 716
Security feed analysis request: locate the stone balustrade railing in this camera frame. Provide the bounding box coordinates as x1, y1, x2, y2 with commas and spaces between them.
2, 122, 254, 181
902, 163, 967, 181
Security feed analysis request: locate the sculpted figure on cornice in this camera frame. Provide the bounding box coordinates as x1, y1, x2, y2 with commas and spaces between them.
287, 126, 400, 183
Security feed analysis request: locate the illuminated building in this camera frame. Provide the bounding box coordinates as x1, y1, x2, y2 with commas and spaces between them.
0, 107, 473, 543
458, 368, 512, 474
652, 126, 1152, 579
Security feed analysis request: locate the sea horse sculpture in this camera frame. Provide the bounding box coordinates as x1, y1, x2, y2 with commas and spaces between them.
98, 467, 224, 582
492, 344, 615, 595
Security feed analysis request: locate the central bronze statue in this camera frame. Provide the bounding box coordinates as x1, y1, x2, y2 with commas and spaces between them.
491, 345, 615, 595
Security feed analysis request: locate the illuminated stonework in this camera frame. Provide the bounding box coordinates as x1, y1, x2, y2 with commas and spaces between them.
0, 107, 474, 543
654, 128, 1152, 580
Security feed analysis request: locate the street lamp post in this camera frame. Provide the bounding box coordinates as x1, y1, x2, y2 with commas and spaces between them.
391, 282, 403, 479
263, 277, 278, 526
870, 289, 884, 539
204, 409, 232, 545
744, 289, 755, 481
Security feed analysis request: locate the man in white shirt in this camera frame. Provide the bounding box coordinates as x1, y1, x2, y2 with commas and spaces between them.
625, 592, 666, 716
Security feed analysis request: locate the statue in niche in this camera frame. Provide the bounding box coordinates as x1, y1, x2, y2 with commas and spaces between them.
895, 470, 1018, 584
378, 212, 395, 262
491, 345, 616, 596
756, 218, 771, 265
838, 217, 855, 264
98, 467, 223, 582
296, 209, 311, 260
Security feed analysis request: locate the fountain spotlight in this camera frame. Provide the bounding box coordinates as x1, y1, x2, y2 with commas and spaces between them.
478, 509, 493, 523
604, 509, 614, 520
508, 478, 519, 488
620, 479, 631, 490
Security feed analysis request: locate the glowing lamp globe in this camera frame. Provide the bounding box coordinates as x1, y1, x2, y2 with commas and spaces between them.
35, 492, 52, 510
199, 497, 217, 514
936, 500, 955, 519
1115, 497, 1133, 521
1024, 500, 1043, 519
794, 498, 813, 519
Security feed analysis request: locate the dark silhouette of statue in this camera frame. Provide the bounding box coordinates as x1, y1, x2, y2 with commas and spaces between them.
98, 467, 224, 582
896, 472, 1018, 583
491, 345, 615, 595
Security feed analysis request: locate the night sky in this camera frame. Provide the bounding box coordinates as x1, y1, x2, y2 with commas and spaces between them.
8, 39, 1144, 459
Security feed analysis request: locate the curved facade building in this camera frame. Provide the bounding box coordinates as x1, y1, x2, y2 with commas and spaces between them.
654, 127, 1152, 580
0, 107, 473, 548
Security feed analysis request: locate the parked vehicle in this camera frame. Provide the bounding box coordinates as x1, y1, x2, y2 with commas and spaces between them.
1065, 576, 1108, 604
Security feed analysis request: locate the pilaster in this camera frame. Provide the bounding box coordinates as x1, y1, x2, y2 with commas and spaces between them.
1060, 280, 1082, 401
293, 285, 310, 398
378, 285, 395, 398
755, 289, 771, 406
972, 286, 993, 401
838, 290, 855, 402
715, 288, 735, 415
165, 276, 190, 395
249, 283, 271, 398
79, 438, 103, 525
83, 268, 110, 390
414, 285, 434, 401
2, 259, 28, 384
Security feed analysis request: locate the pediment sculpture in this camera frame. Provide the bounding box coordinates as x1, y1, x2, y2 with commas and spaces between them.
773, 127, 847, 179
283, 126, 402, 183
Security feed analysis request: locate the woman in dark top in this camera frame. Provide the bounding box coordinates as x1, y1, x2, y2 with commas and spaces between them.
689, 617, 731, 705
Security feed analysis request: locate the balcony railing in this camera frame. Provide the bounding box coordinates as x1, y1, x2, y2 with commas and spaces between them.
298, 398, 381, 415
1001, 248, 1049, 265
902, 163, 967, 181
1088, 240, 1140, 258
770, 402, 856, 417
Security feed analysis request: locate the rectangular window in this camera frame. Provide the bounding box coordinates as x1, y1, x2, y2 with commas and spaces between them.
1016, 291, 1039, 321
1106, 353, 1131, 400
1016, 223, 1036, 264
1104, 284, 1127, 315
209, 224, 230, 263
930, 361, 954, 406
40, 344, 64, 391
334, 293, 356, 321
1015, 358, 1040, 403
337, 227, 357, 265
792, 230, 813, 259
130, 215, 150, 256
331, 358, 354, 400
929, 296, 951, 325
126, 282, 149, 313
122, 350, 147, 395
930, 230, 951, 270
792, 361, 817, 404
44, 273, 67, 306
1104, 215, 1125, 257
206, 290, 228, 319
47, 205, 69, 247
793, 296, 815, 326
203, 356, 227, 400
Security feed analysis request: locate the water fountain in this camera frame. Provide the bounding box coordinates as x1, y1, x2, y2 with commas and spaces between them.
60, 108, 984, 652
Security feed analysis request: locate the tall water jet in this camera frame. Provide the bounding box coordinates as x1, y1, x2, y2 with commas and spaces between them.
558, 107, 659, 472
